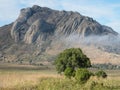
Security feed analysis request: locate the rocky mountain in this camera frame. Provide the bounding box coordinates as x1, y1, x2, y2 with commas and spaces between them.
0, 5, 120, 65
11, 5, 117, 43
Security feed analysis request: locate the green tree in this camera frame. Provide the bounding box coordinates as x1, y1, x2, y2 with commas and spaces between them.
55, 48, 91, 75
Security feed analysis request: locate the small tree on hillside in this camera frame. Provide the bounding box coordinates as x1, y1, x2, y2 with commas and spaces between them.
55, 48, 91, 78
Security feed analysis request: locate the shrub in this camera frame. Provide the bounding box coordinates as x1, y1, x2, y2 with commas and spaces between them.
75, 68, 92, 83
95, 70, 107, 78
64, 67, 75, 78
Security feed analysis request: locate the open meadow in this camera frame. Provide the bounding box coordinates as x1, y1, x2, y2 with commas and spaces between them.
0, 64, 120, 90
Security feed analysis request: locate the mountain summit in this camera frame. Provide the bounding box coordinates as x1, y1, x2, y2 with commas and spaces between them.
0, 5, 120, 65
11, 5, 117, 43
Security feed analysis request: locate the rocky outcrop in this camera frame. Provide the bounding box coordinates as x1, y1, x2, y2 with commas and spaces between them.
11, 7, 32, 42
24, 19, 54, 44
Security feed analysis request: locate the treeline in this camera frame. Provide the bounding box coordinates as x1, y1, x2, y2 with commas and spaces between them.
92, 63, 120, 70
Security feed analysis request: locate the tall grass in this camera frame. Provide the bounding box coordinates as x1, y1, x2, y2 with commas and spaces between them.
35, 76, 120, 90
0, 73, 120, 90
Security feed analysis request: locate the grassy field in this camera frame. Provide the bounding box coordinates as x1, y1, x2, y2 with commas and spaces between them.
0, 64, 120, 90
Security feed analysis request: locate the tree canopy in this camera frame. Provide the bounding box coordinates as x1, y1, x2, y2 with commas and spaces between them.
55, 48, 91, 74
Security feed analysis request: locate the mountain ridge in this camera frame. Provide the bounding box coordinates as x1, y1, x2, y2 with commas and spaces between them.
11, 5, 118, 43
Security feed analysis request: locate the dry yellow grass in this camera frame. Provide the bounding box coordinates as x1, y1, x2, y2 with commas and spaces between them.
0, 71, 120, 90
0, 72, 62, 88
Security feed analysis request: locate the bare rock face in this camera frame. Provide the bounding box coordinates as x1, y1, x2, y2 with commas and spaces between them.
11, 7, 33, 42
24, 19, 54, 44
11, 5, 118, 43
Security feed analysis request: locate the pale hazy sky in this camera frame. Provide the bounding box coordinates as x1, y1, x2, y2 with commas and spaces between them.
0, 0, 120, 33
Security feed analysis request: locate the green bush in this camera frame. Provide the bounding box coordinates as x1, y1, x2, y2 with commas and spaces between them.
75, 68, 92, 83
64, 67, 75, 78
95, 70, 107, 78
